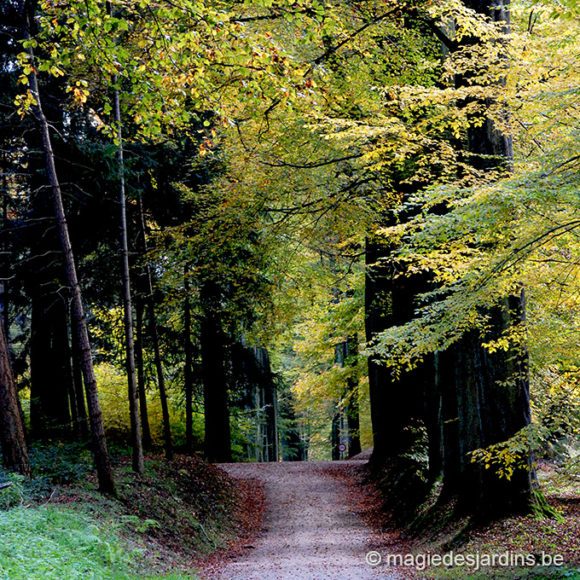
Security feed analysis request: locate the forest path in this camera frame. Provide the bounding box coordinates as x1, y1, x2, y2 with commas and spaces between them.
203, 461, 397, 580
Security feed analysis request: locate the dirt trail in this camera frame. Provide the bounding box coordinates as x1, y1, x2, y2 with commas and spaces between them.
203, 461, 398, 580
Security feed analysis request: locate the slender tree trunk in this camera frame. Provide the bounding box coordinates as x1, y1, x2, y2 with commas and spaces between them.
254, 347, 277, 462
135, 194, 172, 459
0, 323, 30, 476
135, 299, 152, 449
365, 237, 391, 465
183, 266, 194, 453
113, 86, 144, 474
345, 336, 361, 458
149, 303, 173, 460
26, 32, 115, 495
71, 322, 89, 438
1, 179, 8, 339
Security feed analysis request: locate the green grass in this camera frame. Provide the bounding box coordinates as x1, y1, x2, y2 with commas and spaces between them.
0, 505, 137, 579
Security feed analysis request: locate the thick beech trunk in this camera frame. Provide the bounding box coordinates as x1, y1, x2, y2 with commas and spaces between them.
439, 0, 532, 516
365, 237, 392, 465
365, 234, 432, 467
26, 34, 115, 495
0, 323, 30, 476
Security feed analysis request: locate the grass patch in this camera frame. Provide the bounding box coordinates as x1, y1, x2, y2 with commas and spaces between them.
0, 505, 136, 579
0, 446, 252, 579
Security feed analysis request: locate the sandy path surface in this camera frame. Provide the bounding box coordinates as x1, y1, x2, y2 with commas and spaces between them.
204, 461, 398, 580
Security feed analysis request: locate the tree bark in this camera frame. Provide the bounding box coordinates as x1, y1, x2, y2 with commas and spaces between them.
26, 27, 116, 495
439, 0, 532, 516
113, 85, 144, 474
135, 194, 172, 459
183, 266, 195, 453
135, 298, 152, 449
200, 280, 231, 463
0, 323, 30, 476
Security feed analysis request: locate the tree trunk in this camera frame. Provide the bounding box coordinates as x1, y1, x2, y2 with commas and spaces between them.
254, 347, 278, 462
71, 320, 89, 438
365, 236, 392, 465
149, 302, 173, 460
135, 194, 172, 459
200, 280, 231, 463
0, 323, 30, 476
365, 234, 431, 467
135, 298, 152, 449
26, 30, 116, 495
345, 335, 361, 458
183, 266, 195, 453
439, 0, 532, 516
113, 86, 144, 475
29, 293, 72, 437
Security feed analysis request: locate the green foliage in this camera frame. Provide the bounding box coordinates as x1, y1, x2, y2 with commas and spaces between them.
29, 443, 93, 485
0, 506, 136, 579
0, 473, 26, 511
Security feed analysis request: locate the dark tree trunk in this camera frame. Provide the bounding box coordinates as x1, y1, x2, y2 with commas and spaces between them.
26, 28, 116, 495
29, 293, 72, 437
331, 411, 340, 461
113, 86, 144, 475
439, 0, 532, 516
135, 193, 172, 459
183, 267, 195, 453
365, 236, 392, 465
345, 336, 361, 458
135, 299, 152, 449
200, 281, 231, 463
71, 321, 89, 438
149, 302, 173, 460
365, 234, 433, 467
254, 347, 278, 462
0, 323, 30, 476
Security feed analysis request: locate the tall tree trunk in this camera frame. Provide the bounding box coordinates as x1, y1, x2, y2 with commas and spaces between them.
1, 178, 8, 339
113, 86, 144, 475
439, 0, 532, 516
200, 280, 231, 463
26, 29, 116, 495
0, 323, 30, 476
183, 266, 195, 453
345, 335, 361, 458
149, 301, 173, 460
135, 194, 172, 459
254, 347, 278, 462
135, 300, 152, 449
365, 234, 431, 467
71, 320, 89, 438
365, 236, 392, 465
135, 299, 152, 449
29, 293, 72, 436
